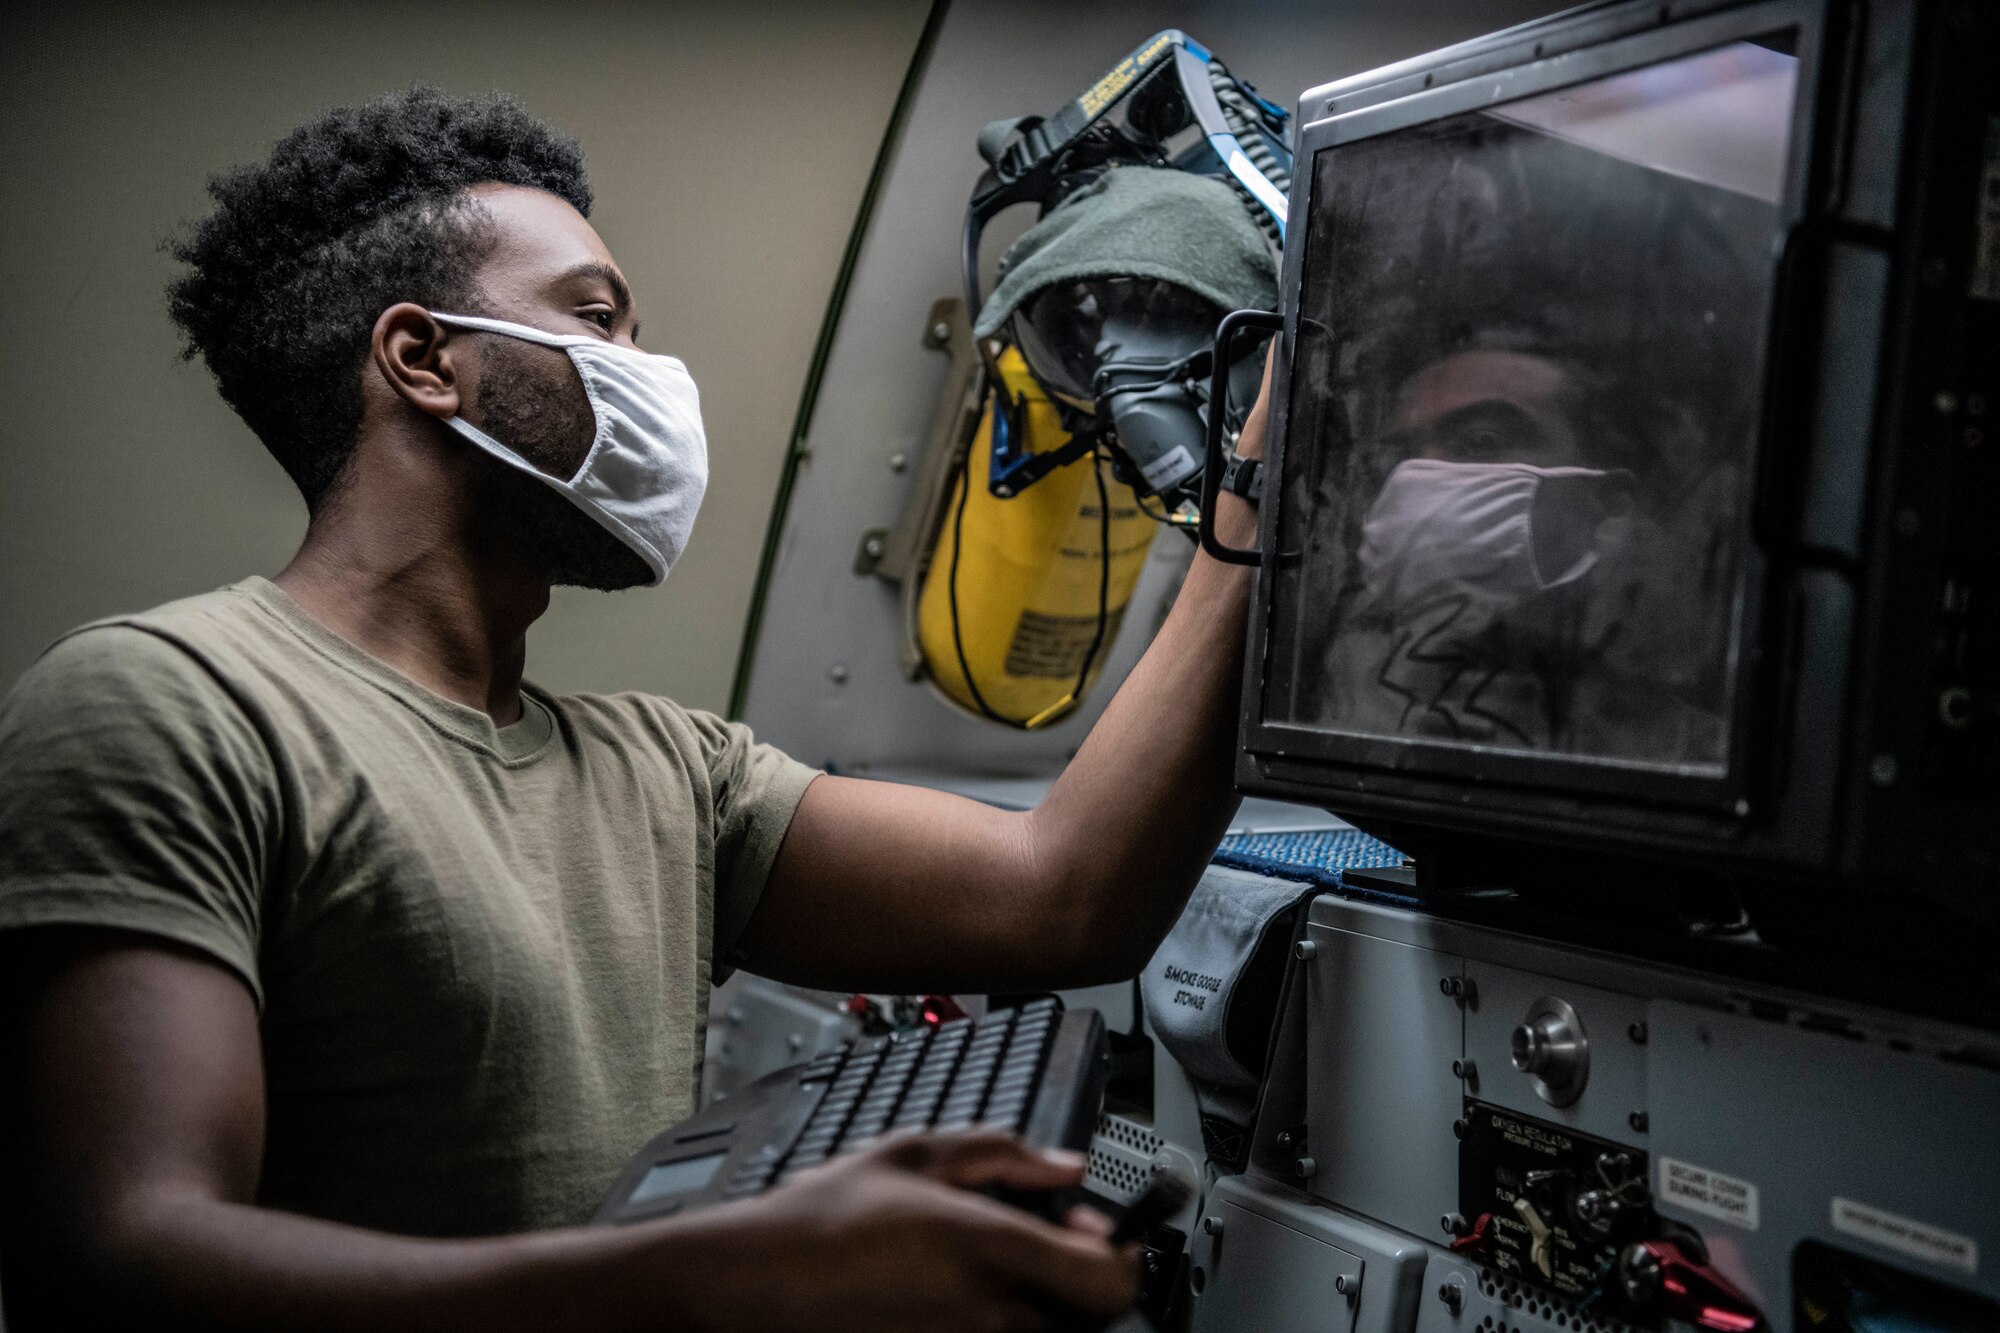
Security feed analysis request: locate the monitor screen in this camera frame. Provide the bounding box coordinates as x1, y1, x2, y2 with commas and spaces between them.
1262, 37, 1801, 780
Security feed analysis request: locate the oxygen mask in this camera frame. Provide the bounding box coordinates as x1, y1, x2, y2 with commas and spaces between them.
972, 165, 1279, 511
1013, 276, 1222, 496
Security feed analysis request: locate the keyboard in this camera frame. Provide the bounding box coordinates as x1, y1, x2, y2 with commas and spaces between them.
596, 999, 1109, 1224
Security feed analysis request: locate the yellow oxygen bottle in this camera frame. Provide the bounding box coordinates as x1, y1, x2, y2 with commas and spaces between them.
918, 348, 1158, 728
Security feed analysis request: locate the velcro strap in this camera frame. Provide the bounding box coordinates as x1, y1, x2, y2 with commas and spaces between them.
1222, 455, 1264, 504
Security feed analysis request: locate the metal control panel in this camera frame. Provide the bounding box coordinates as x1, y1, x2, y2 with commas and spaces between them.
1456, 1102, 1651, 1306
1181, 893, 2000, 1333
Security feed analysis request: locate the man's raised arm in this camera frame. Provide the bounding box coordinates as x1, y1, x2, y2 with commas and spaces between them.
736, 357, 1274, 993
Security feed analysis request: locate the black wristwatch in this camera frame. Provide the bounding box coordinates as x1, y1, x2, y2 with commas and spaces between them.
1220, 453, 1264, 506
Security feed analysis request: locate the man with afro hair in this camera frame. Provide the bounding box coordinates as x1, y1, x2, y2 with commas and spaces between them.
0, 86, 1272, 1328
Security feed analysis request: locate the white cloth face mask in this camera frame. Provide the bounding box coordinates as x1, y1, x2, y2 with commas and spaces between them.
429, 311, 707, 586
1358, 458, 1630, 611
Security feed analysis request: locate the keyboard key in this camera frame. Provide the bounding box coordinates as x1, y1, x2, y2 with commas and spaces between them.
1021, 998, 1058, 1016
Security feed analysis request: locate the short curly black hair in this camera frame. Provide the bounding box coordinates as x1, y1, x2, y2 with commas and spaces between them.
167, 85, 592, 510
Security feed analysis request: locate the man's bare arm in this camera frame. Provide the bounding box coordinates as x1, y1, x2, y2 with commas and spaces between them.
0, 930, 1132, 1330
737, 360, 1273, 993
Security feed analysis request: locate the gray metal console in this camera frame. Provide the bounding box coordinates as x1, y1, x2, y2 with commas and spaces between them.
1185, 893, 2000, 1331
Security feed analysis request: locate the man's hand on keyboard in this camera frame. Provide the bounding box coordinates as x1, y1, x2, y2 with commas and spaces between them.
662, 1130, 1138, 1332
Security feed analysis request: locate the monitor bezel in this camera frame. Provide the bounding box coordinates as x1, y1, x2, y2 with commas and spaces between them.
1239, 0, 1832, 820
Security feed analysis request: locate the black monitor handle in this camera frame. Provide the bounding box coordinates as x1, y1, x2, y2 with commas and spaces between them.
1200, 309, 1285, 567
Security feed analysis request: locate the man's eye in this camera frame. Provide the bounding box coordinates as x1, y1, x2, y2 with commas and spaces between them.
584, 309, 615, 331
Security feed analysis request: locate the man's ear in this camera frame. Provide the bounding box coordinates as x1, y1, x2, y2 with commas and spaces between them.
371, 303, 462, 420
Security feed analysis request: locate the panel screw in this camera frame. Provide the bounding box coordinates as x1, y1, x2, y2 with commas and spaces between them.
1452, 1058, 1477, 1087
1295, 939, 1318, 961
1203, 1214, 1224, 1236
1936, 390, 1962, 416
1294, 1155, 1318, 1179
828, 663, 850, 685
1442, 1212, 1468, 1236
931, 320, 952, 343
786, 1033, 804, 1052
1869, 753, 1898, 786
1628, 1021, 1649, 1045
1334, 1273, 1358, 1299
888, 453, 909, 473
1439, 1280, 1466, 1314
862, 534, 886, 559
1452, 1117, 1469, 1140
1629, 1111, 1650, 1133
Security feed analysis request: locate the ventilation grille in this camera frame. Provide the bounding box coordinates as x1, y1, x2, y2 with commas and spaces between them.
1085, 1112, 1165, 1204
1472, 1269, 1637, 1333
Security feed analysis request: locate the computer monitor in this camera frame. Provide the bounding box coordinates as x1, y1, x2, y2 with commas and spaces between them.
1237, 0, 1998, 935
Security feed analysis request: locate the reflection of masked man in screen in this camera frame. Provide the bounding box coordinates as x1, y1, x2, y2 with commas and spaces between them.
1328, 343, 1672, 755
1290, 85, 1783, 770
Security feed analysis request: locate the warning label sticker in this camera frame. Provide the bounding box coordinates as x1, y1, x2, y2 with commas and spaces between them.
1832, 1198, 1979, 1275
1004, 607, 1127, 679
1659, 1157, 1760, 1230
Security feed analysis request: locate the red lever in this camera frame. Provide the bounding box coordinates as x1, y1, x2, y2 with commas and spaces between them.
1449, 1212, 1494, 1255
1620, 1239, 1763, 1332
919, 994, 968, 1026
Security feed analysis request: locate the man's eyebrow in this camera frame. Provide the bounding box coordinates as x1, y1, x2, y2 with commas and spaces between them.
555, 260, 634, 320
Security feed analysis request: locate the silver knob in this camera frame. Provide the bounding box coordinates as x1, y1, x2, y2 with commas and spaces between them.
1512, 1015, 1580, 1075
1511, 996, 1590, 1106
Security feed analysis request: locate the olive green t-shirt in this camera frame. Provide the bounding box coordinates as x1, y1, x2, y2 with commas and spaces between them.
0, 578, 819, 1237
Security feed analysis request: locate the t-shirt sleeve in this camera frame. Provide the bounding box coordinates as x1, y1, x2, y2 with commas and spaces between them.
678, 709, 819, 970
0, 625, 277, 1003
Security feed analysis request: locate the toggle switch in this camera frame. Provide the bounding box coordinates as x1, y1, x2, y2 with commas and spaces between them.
1513, 1196, 1555, 1279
